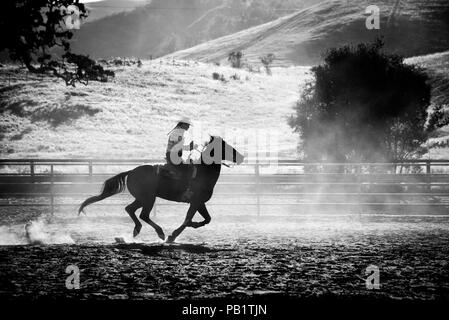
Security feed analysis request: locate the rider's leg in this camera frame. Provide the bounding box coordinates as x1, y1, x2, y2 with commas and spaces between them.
181, 163, 194, 198
166, 152, 194, 201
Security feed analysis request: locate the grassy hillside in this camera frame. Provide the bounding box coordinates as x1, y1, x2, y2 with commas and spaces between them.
406, 51, 449, 109
84, 0, 150, 22
406, 51, 449, 158
72, 0, 324, 59
168, 0, 449, 66
0, 60, 308, 159
1, 52, 448, 160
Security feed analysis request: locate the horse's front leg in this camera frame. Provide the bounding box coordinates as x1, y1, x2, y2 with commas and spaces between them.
188, 203, 211, 229
166, 203, 198, 243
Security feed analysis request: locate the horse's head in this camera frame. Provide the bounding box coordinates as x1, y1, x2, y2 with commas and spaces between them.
201, 136, 244, 165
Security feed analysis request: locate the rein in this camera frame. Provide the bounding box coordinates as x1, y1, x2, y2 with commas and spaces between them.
222, 162, 235, 168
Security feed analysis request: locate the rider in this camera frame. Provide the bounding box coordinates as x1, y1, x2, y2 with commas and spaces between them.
166, 116, 196, 199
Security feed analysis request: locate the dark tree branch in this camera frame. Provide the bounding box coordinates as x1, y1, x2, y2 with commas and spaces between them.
0, 0, 114, 86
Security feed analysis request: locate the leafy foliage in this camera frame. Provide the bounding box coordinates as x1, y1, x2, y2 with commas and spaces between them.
289, 39, 447, 162
0, 0, 114, 86
260, 53, 275, 75
228, 51, 244, 69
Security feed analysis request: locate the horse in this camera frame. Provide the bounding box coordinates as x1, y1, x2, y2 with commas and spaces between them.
78, 136, 244, 243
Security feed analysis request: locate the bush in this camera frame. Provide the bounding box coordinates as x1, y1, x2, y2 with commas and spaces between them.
212, 72, 226, 82
228, 51, 244, 68
260, 53, 275, 75
288, 39, 447, 163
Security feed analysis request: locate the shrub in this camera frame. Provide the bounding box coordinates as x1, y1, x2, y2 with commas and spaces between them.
212, 72, 226, 82
260, 53, 275, 75
288, 39, 447, 163
228, 51, 244, 68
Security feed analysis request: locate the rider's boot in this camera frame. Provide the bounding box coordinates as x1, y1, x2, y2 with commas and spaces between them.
180, 184, 194, 201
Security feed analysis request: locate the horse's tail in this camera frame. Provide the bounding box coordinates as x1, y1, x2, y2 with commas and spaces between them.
78, 170, 131, 215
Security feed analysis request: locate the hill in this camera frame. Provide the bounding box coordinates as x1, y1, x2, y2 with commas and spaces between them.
72, 0, 324, 59
0, 60, 308, 159
1, 51, 448, 160
84, 0, 150, 22
406, 51, 449, 157
168, 0, 449, 66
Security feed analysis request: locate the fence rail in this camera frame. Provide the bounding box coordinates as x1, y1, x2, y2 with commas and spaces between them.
1, 159, 449, 215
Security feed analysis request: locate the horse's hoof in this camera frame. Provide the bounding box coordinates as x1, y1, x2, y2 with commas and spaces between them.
157, 230, 165, 241
166, 235, 175, 243
133, 225, 142, 237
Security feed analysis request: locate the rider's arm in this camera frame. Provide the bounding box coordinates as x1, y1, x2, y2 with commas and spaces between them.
181, 131, 198, 151
187, 140, 199, 150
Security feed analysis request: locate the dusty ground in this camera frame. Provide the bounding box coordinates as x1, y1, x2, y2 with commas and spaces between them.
0, 205, 448, 301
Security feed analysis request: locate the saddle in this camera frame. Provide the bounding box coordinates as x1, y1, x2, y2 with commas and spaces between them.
156, 164, 198, 202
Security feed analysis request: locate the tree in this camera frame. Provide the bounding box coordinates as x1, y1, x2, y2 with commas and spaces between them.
228, 51, 244, 69
0, 0, 114, 86
288, 39, 448, 163
260, 53, 275, 75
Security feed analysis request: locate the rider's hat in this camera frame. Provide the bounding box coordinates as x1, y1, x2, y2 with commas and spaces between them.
178, 116, 193, 126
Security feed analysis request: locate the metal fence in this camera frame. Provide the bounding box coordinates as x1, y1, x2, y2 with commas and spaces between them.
1, 158, 449, 215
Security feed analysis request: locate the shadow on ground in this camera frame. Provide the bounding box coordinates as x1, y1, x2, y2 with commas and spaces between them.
114, 242, 235, 256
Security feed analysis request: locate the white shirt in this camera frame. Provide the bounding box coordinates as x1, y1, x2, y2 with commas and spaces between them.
166, 128, 193, 163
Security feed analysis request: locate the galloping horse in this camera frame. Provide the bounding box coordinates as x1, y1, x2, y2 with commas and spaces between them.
78, 136, 244, 243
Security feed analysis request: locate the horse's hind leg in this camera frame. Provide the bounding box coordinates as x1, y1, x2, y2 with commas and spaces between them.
139, 199, 165, 241
126, 200, 143, 237
188, 203, 211, 229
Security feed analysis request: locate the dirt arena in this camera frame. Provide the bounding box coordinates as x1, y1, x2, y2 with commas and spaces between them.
1, 205, 449, 300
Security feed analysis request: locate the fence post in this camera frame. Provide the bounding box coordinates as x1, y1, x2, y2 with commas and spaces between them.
30, 161, 35, 183
426, 160, 431, 192
88, 160, 93, 182
255, 159, 260, 216
358, 163, 363, 217
50, 164, 54, 215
